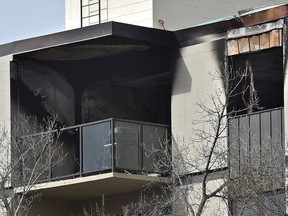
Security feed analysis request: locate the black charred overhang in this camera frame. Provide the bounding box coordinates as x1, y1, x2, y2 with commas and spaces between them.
0, 21, 176, 60
175, 16, 243, 48
175, 2, 288, 48
239, 2, 288, 27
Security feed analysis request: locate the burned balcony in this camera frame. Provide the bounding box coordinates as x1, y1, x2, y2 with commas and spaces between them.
33, 118, 169, 182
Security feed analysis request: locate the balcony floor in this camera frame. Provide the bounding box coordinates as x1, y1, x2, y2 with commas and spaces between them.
21, 172, 170, 200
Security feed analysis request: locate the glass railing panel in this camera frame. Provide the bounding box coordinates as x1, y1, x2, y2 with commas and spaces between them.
143, 125, 166, 173
52, 128, 80, 179
114, 121, 139, 171
82, 121, 111, 173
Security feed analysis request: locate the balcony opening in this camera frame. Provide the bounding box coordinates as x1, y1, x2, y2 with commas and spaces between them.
10, 35, 173, 182
12, 44, 171, 126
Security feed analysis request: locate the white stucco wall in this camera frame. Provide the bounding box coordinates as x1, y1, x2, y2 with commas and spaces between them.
0, 55, 12, 129
65, 0, 285, 30
172, 36, 227, 170
107, 0, 153, 27
0, 55, 12, 215
171, 34, 228, 214
65, 0, 153, 29
175, 176, 228, 215
65, 0, 81, 30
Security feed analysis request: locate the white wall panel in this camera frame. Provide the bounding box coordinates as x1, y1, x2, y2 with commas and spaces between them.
65, 0, 81, 30
107, 0, 153, 27
0, 55, 12, 125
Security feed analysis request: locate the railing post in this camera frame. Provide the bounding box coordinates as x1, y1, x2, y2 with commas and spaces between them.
111, 119, 115, 172
79, 126, 83, 177
48, 135, 52, 181
139, 123, 143, 172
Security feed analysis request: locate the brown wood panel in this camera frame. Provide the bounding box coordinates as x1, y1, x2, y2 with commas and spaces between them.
269, 29, 281, 47
279, 28, 283, 46
260, 33, 270, 50
227, 29, 283, 56
227, 39, 239, 56
238, 37, 250, 54
249, 35, 260, 52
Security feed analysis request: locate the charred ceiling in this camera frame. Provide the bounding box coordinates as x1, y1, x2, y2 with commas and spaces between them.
11, 31, 174, 126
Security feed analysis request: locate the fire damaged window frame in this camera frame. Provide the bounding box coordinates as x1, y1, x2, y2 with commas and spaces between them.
226, 19, 284, 115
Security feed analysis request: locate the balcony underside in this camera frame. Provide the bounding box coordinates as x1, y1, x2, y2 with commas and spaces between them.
24, 172, 170, 200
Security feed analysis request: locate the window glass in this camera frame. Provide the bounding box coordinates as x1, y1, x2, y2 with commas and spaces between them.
143, 125, 166, 173
83, 121, 111, 173
114, 121, 139, 170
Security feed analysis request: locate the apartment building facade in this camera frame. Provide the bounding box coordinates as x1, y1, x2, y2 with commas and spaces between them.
0, 0, 287, 215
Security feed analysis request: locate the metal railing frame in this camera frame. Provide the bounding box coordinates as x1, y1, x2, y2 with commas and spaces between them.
33, 118, 169, 183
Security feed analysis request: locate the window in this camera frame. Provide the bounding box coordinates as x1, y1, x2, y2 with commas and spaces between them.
81, 0, 108, 27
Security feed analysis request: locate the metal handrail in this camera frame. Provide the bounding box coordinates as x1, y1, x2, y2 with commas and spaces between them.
228, 106, 284, 119
31, 118, 169, 182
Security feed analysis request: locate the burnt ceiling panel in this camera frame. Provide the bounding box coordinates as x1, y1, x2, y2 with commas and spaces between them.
61, 48, 169, 90
30, 44, 149, 61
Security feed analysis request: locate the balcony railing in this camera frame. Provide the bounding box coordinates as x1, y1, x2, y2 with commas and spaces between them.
35, 118, 169, 182
228, 107, 284, 189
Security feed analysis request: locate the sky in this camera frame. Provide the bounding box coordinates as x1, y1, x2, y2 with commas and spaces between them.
0, 0, 65, 45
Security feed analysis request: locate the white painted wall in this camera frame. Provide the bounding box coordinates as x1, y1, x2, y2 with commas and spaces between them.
175, 178, 228, 215
65, 0, 153, 29
107, 0, 153, 27
0, 55, 12, 128
0, 55, 12, 215
65, 0, 285, 30
65, 0, 81, 30
172, 37, 226, 171
171, 35, 227, 213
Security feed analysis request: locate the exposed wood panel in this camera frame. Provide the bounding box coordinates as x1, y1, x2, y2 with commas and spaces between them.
279, 29, 283, 46
227, 29, 282, 56
227, 39, 239, 56
249, 35, 260, 52
260, 33, 270, 50
238, 37, 249, 54
270, 29, 280, 47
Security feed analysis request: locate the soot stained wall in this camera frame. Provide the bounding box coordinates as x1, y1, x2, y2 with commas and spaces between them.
12, 60, 75, 126
81, 86, 170, 124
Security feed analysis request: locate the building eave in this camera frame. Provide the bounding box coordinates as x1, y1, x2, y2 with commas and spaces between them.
0, 21, 176, 58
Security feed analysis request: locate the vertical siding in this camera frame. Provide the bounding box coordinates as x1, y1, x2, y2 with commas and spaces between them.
229, 108, 285, 190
